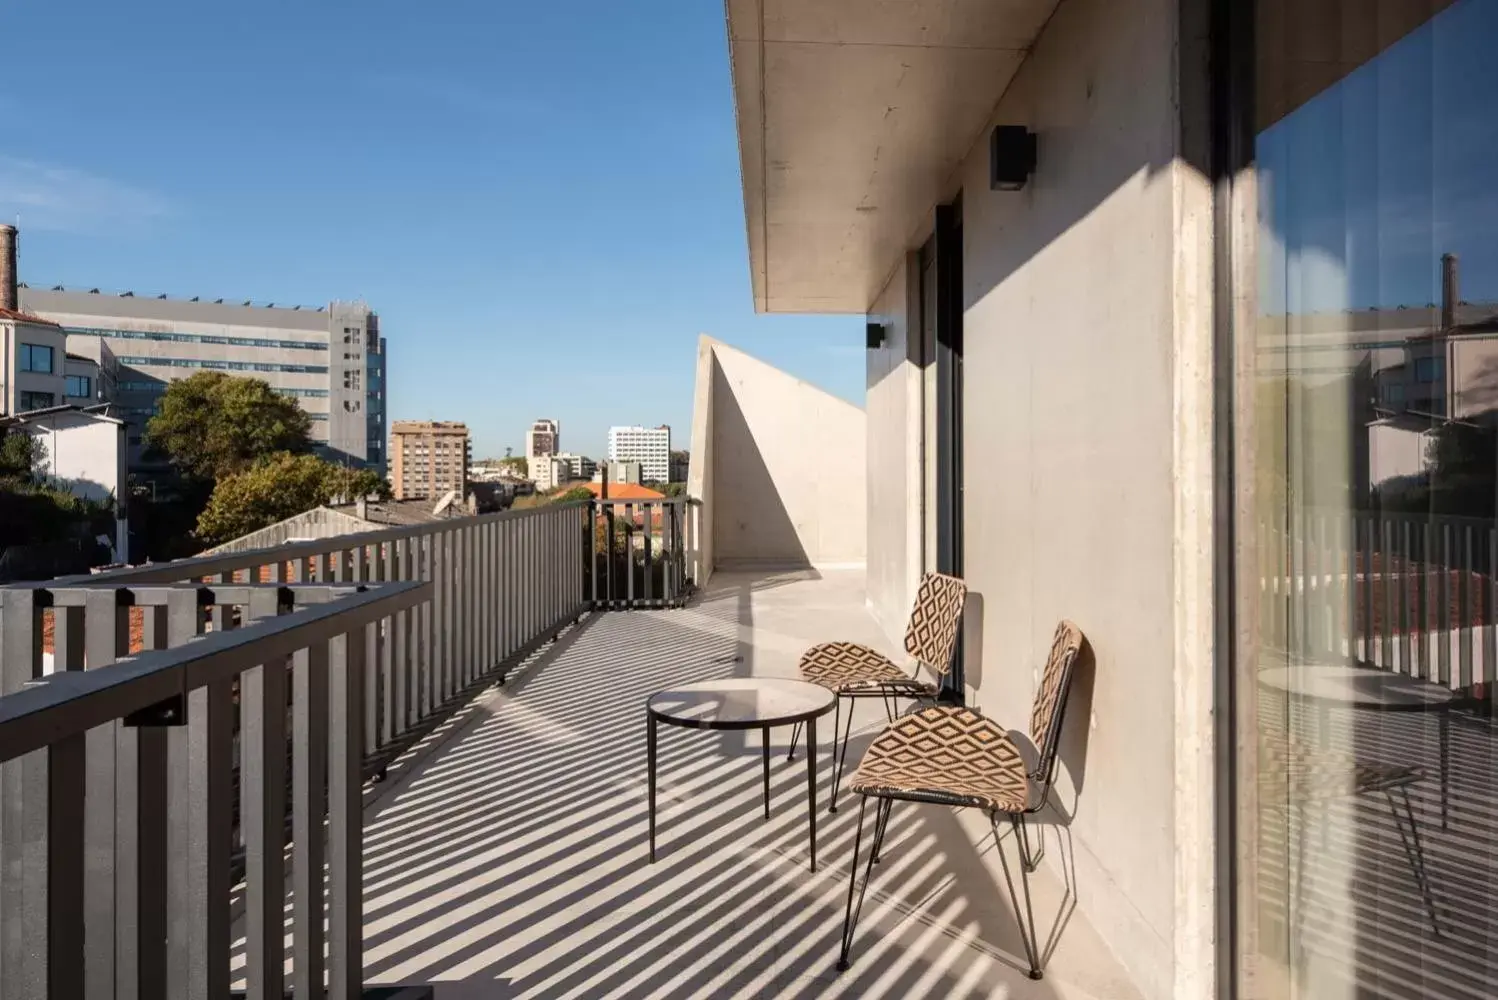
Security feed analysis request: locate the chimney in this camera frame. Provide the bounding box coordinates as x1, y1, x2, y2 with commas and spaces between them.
1441, 253, 1460, 332
356, 495, 368, 521
0, 224, 17, 312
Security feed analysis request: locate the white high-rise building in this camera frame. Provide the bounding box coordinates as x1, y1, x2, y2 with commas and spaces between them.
607, 425, 670, 483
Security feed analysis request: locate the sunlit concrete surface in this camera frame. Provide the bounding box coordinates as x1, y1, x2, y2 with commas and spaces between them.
234, 569, 1143, 998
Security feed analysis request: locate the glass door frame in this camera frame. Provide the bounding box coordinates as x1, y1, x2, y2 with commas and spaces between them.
1212, 0, 1258, 995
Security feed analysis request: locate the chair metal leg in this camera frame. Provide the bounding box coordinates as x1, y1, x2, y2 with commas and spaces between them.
829, 694, 856, 814
837, 796, 878, 973
993, 814, 1044, 980
1387, 787, 1442, 937
787, 720, 803, 763
871, 798, 893, 865
1017, 814, 1045, 874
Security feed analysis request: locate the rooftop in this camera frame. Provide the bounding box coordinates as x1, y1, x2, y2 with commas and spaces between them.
581, 481, 666, 500
0, 305, 62, 327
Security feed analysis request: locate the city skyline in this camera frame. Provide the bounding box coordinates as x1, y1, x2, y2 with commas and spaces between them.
0, 0, 865, 462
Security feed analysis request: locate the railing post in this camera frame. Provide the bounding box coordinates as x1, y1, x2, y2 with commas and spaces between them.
589, 501, 598, 610
129, 604, 172, 999
327, 626, 366, 1000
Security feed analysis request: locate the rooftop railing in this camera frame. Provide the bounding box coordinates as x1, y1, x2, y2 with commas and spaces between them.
0, 497, 699, 998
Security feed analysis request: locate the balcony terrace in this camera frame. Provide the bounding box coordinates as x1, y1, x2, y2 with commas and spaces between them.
0, 496, 1141, 999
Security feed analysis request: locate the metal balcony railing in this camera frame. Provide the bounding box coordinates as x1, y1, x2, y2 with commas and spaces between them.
0, 497, 701, 999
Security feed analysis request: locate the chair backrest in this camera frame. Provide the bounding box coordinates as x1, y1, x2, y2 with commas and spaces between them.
1028, 621, 1085, 783
902, 572, 968, 676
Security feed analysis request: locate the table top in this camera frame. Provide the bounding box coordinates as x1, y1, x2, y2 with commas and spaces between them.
648, 678, 836, 730
1257, 663, 1458, 711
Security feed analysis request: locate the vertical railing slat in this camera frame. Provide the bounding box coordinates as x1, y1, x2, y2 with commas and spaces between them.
0, 589, 39, 994
133, 605, 170, 999
82, 591, 126, 998
166, 586, 231, 1000
327, 627, 366, 1000
1440, 523, 1453, 686
242, 587, 287, 1000
293, 635, 328, 1000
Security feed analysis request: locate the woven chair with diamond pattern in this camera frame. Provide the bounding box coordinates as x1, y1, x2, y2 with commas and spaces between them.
834, 620, 1085, 981
787, 572, 968, 814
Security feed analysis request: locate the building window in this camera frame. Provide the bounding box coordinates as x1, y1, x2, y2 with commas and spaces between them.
20, 344, 54, 373
65, 374, 93, 399
1415, 356, 1444, 383
19, 391, 55, 411
1382, 382, 1405, 408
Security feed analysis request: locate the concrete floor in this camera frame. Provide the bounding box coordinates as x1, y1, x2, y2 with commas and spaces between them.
237, 569, 1144, 999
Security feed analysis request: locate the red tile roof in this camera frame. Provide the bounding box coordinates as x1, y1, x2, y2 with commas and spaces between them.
0, 307, 62, 328
578, 481, 665, 500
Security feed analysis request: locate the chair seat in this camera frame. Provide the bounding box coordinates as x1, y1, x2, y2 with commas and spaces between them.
799, 641, 934, 696
1259, 739, 1423, 804
849, 706, 1033, 814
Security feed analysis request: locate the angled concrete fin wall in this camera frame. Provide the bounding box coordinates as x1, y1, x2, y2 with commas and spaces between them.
687, 336, 866, 573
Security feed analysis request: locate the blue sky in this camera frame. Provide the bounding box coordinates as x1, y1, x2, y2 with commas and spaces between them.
1258, 0, 1498, 317
0, 0, 864, 459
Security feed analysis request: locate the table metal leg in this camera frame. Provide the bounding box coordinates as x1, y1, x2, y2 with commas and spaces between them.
648, 713, 658, 862
807, 716, 818, 871
762, 725, 771, 820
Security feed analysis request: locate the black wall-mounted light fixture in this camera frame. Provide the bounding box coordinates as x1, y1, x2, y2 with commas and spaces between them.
866, 322, 887, 350
990, 125, 1037, 191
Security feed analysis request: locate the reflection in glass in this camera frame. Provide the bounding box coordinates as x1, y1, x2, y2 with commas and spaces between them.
1246, 1, 1498, 996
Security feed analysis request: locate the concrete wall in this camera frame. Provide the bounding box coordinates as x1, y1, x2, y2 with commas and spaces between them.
859, 0, 1215, 993
865, 255, 927, 644
690, 336, 866, 571
686, 340, 716, 585
26, 415, 123, 504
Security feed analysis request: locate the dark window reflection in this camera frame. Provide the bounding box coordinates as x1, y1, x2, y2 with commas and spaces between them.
1249, 1, 1498, 997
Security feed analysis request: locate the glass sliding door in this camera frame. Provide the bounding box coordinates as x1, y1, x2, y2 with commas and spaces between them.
1240, 1, 1498, 996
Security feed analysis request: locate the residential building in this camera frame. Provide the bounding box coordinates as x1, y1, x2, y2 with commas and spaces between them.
554, 452, 596, 481
527, 455, 570, 491
0, 225, 67, 414
390, 420, 470, 500
62, 336, 119, 407
592, 460, 641, 486
18, 279, 387, 476
607, 424, 669, 482
525, 418, 559, 460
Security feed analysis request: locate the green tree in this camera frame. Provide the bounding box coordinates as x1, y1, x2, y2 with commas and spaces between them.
498, 455, 528, 476
147, 372, 313, 480
0, 430, 43, 481
662, 482, 686, 498
195, 452, 391, 544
